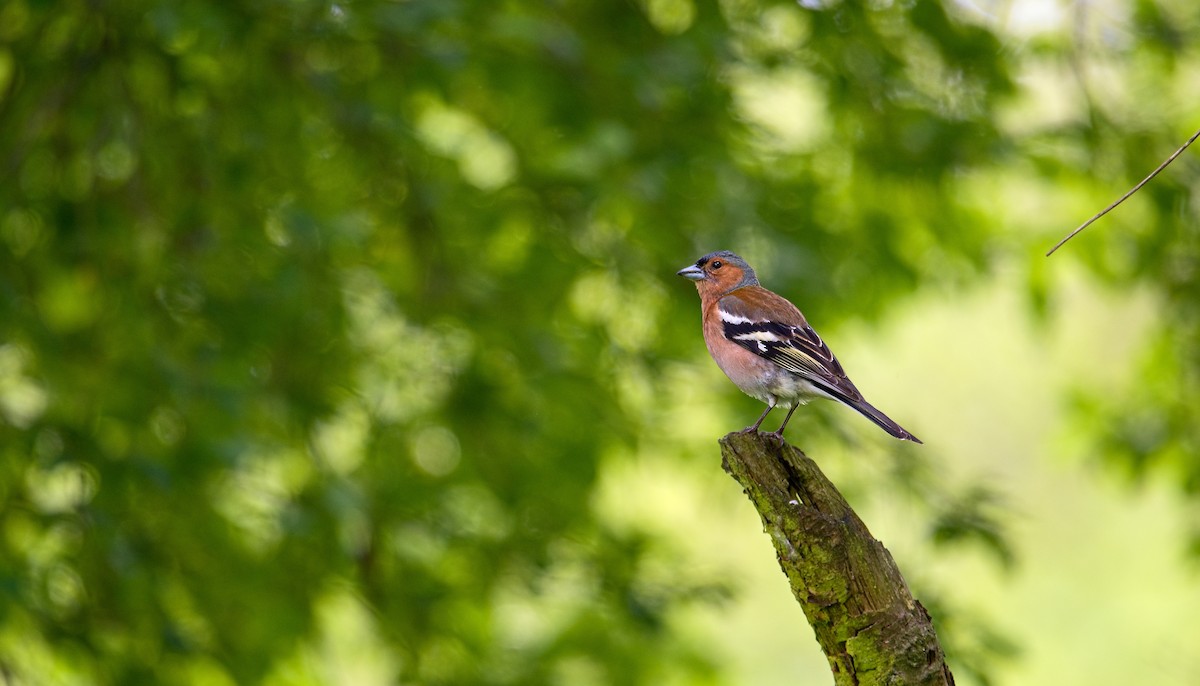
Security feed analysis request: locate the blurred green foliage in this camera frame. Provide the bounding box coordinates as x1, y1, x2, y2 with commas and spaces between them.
0, 0, 1197, 684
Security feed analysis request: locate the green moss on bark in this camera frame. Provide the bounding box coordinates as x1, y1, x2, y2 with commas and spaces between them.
720, 432, 954, 686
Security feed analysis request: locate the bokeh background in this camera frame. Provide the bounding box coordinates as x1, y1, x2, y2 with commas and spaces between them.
2, 0, 1199, 684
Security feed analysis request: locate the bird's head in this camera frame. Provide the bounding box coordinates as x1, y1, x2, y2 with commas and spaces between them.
677, 251, 759, 297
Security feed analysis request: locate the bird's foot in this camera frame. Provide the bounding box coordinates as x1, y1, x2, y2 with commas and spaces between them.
739, 426, 786, 442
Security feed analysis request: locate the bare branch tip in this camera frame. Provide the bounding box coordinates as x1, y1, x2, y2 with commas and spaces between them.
1046, 126, 1200, 257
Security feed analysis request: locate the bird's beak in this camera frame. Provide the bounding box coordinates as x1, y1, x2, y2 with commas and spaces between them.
676, 264, 705, 281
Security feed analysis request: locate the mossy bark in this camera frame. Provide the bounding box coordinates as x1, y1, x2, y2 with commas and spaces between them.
719, 431, 954, 686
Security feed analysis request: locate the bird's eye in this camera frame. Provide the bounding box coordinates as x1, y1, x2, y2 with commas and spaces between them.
711, 260, 723, 269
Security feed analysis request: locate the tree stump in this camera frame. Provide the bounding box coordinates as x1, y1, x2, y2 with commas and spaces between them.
720, 431, 954, 686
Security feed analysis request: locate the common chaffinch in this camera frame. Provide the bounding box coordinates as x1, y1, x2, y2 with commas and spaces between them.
678, 250, 921, 443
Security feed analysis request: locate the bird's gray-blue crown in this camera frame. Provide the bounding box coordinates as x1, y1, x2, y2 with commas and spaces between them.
696, 250, 758, 287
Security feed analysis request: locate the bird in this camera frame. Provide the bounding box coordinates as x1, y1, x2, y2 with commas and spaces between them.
677, 250, 921, 443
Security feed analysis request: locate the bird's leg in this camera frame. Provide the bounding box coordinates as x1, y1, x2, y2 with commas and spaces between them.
772, 404, 800, 437
745, 401, 775, 433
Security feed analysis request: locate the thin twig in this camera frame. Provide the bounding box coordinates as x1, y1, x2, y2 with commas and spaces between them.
1046, 127, 1200, 257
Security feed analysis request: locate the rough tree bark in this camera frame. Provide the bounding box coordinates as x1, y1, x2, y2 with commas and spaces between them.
719, 431, 954, 686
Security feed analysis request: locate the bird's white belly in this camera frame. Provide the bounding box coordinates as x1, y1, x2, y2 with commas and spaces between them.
715, 348, 834, 408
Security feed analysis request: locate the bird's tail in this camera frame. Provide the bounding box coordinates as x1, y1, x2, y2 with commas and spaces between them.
845, 397, 922, 444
